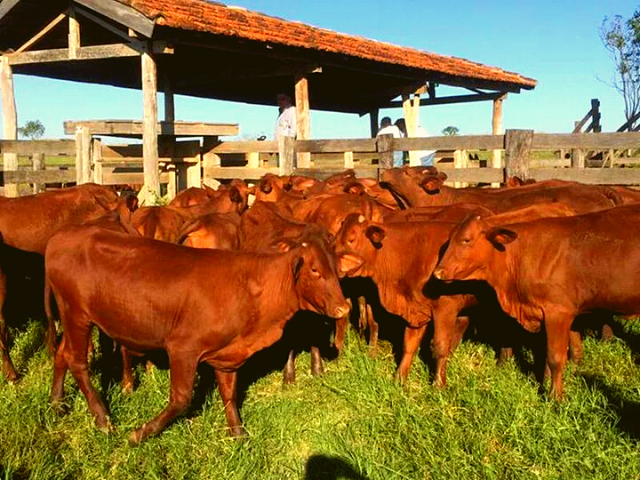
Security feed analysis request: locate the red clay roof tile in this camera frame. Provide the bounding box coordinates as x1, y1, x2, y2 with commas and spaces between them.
117, 0, 536, 89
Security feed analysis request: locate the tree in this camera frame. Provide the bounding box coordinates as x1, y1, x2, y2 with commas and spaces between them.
441, 126, 459, 136
600, 10, 640, 127
18, 120, 45, 140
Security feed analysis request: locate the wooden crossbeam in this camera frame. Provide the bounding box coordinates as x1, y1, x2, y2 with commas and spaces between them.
388, 91, 506, 108
8, 43, 140, 65
15, 12, 67, 53
74, 0, 155, 38
75, 5, 134, 43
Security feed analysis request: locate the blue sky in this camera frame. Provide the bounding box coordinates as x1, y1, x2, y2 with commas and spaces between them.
4, 0, 640, 140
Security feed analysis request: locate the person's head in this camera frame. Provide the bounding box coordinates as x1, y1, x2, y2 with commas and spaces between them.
380, 117, 392, 128
277, 93, 293, 109
395, 118, 407, 136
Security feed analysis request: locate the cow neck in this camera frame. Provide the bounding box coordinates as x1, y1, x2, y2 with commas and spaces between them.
252, 251, 300, 326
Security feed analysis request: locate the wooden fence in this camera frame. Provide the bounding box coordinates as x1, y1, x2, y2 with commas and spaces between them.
2, 129, 640, 197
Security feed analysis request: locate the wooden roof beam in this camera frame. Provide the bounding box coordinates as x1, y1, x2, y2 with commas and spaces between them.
75, 4, 135, 43
387, 91, 508, 108
0, 0, 21, 21
15, 11, 67, 53
73, 0, 155, 38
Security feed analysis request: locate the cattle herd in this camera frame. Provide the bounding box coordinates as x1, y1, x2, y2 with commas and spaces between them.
1, 166, 639, 445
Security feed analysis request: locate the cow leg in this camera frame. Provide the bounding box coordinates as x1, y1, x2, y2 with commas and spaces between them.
545, 315, 572, 401
395, 324, 427, 382
0, 271, 18, 382
568, 330, 583, 364
214, 370, 245, 438
357, 296, 368, 338
64, 323, 111, 431
333, 298, 351, 354
120, 345, 135, 394
283, 349, 296, 385
310, 346, 324, 376
129, 354, 198, 445
366, 303, 378, 351
601, 323, 614, 341
50, 336, 68, 408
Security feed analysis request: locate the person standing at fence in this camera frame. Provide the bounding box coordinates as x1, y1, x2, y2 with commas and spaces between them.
274, 93, 297, 140
395, 118, 436, 167
377, 117, 403, 167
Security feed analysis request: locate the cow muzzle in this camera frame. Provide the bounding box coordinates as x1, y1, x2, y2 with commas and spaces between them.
433, 267, 445, 281
332, 303, 351, 319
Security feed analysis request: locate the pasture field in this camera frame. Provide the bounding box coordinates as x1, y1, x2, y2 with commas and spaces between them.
1, 318, 640, 479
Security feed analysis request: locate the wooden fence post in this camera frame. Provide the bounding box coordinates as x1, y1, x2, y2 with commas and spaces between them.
453, 149, 468, 188
376, 134, 394, 170
202, 137, 221, 190
278, 135, 295, 175
344, 151, 354, 168
571, 148, 585, 168
1, 56, 18, 197
92, 138, 103, 184
141, 49, 160, 203
32, 153, 45, 193
504, 129, 533, 182
75, 126, 91, 184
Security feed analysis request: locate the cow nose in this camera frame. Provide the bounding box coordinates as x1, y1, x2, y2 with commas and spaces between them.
333, 303, 351, 319
433, 268, 444, 280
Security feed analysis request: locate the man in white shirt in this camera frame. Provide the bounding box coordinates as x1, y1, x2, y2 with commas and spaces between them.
395, 119, 436, 167
377, 117, 403, 167
274, 93, 296, 140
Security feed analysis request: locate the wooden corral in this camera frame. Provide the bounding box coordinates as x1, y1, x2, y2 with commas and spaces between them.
0, 0, 537, 200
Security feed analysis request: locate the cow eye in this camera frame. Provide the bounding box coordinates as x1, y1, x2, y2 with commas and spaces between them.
462, 238, 471, 245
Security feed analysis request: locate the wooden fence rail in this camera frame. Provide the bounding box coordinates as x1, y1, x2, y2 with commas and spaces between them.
2, 129, 640, 196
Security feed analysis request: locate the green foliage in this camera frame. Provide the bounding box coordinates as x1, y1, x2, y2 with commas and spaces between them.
441, 126, 460, 136
601, 9, 640, 125
17, 120, 45, 140
1, 324, 640, 479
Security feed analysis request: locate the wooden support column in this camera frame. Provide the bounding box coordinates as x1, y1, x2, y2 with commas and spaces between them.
32, 153, 45, 193
278, 135, 295, 175
295, 73, 311, 167
504, 129, 533, 181
141, 49, 160, 203
369, 109, 379, 137
409, 92, 421, 166
162, 70, 179, 194
491, 94, 505, 187
202, 137, 221, 190
75, 126, 91, 184
1, 56, 18, 197
344, 151, 354, 168
92, 138, 103, 184
453, 149, 468, 188
376, 133, 394, 170
68, 6, 80, 59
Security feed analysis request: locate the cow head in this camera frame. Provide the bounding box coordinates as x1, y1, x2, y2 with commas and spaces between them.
290, 239, 352, 319
333, 213, 385, 278
433, 214, 517, 282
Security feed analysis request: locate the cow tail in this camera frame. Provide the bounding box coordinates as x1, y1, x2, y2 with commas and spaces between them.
43, 276, 57, 356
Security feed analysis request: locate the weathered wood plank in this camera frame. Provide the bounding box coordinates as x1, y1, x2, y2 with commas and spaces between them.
438, 167, 504, 183
295, 73, 311, 168
0, 140, 75, 156
69, 6, 80, 59
394, 135, 503, 151
204, 167, 279, 180
63, 120, 238, 137
74, 0, 155, 38
101, 140, 201, 159
101, 171, 171, 185
491, 95, 505, 188
297, 139, 377, 153
208, 140, 278, 154
294, 167, 379, 180
388, 91, 506, 108
532, 132, 640, 149
32, 153, 46, 193
8, 43, 140, 65
16, 12, 67, 54
0, 169, 75, 184
530, 168, 640, 185
278, 135, 295, 175
376, 134, 394, 169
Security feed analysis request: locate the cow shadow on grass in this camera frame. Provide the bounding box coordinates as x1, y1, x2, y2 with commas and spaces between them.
305, 454, 370, 480
580, 373, 640, 441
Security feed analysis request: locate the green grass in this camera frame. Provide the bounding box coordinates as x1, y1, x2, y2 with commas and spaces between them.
1, 319, 640, 480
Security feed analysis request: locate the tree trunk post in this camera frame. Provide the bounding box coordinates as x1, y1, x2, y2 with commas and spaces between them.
295, 73, 311, 168
142, 48, 160, 203
504, 129, 533, 182
491, 94, 505, 187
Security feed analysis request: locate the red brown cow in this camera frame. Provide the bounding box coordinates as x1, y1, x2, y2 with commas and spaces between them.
381, 166, 621, 214
181, 212, 241, 250
0, 183, 123, 380
46, 227, 352, 444
434, 204, 640, 400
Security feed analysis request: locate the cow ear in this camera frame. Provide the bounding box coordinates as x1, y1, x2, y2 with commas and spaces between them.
365, 225, 386, 247
259, 177, 273, 194
229, 186, 242, 203
177, 219, 203, 244
125, 195, 139, 212
420, 176, 443, 193
344, 181, 365, 195
486, 227, 517, 251
292, 255, 304, 282
337, 252, 364, 278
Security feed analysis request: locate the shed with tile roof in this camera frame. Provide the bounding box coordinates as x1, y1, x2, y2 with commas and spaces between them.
0, 0, 536, 197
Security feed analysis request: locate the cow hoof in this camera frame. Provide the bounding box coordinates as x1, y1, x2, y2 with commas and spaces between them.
50, 400, 67, 415
128, 428, 145, 446
96, 417, 114, 434
367, 347, 379, 358
282, 376, 296, 386
230, 426, 247, 439
121, 381, 134, 395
